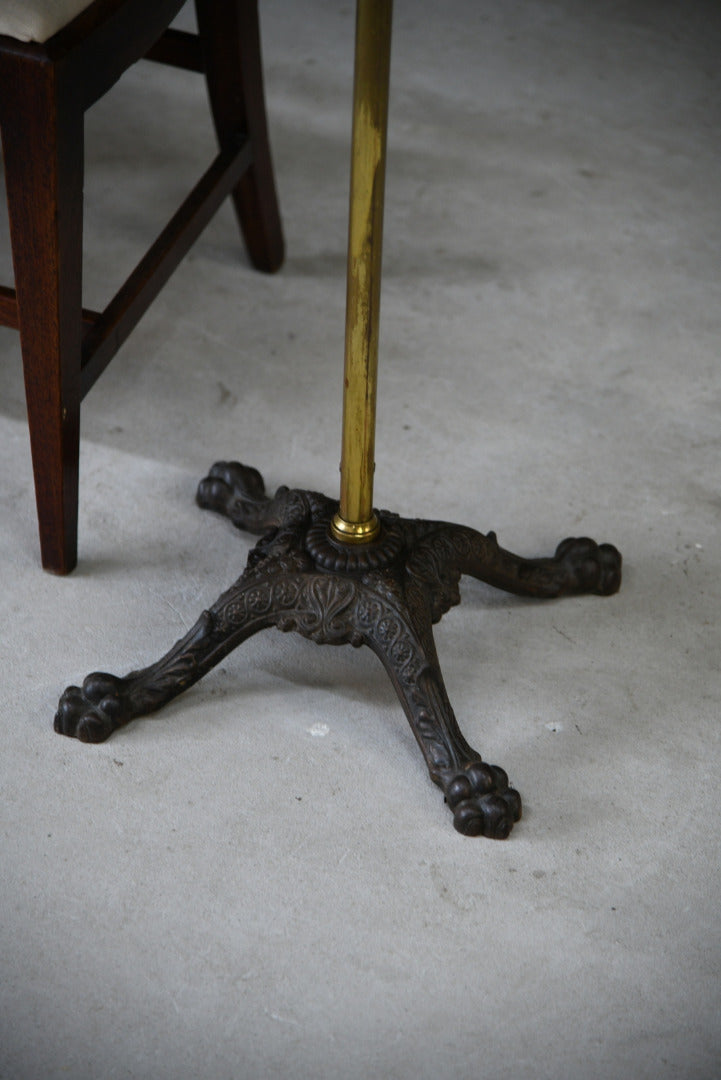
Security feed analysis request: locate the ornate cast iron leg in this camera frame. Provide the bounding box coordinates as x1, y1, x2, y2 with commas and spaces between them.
55, 463, 621, 838
362, 584, 523, 839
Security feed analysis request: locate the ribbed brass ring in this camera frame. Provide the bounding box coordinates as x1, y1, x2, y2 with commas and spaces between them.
306, 519, 403, 573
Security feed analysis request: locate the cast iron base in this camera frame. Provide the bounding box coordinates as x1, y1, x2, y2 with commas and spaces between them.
55, 462, 621, 838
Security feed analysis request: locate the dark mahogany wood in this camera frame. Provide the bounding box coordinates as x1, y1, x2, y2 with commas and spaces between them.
0, 286, 20, 329
145, 27, 204, 73
0, 286, 98, 331
80, 141, 254, 398
196, 0, 284, 273
0, 47, 85, 574
0, 0, 284, 573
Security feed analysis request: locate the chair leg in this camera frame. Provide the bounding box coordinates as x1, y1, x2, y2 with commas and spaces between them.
0, 58, 84, 574
195, 0, 284, 273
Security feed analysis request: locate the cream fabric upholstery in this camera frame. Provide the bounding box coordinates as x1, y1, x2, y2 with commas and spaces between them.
0, 0, 95, 43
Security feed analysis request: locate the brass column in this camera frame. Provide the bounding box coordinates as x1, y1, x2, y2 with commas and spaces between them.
331, 0, 393, 545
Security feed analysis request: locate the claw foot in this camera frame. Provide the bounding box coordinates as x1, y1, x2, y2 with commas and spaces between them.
442, 761, 522, 839
54, 672, 129, 743
196, 461, 267, 515
555, 537, 622, 596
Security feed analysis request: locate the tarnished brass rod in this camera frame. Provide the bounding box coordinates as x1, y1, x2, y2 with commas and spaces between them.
331, 0, 393, 545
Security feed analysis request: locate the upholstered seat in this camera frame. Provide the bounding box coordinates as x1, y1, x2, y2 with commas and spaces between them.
0, 0, 94, 42
0, 0, 284, 572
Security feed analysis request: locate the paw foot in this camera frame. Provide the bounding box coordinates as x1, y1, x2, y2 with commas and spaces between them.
444, 761, 522, 839
196, 461, 267, 515
54, 672, 129, 743
555, 537, 622, 596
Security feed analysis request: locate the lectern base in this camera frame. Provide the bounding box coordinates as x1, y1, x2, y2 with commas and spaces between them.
55, 462, 621, 838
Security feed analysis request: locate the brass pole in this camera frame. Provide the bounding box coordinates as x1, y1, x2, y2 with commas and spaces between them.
331, 0, 393, 545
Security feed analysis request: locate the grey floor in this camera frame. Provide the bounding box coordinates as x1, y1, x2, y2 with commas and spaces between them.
1, 1, 720, 1077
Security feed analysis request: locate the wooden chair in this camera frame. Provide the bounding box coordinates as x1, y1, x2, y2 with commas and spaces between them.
0, 0, 284, 573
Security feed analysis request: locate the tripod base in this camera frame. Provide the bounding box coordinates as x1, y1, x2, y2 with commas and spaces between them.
55, 462, 621, 838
